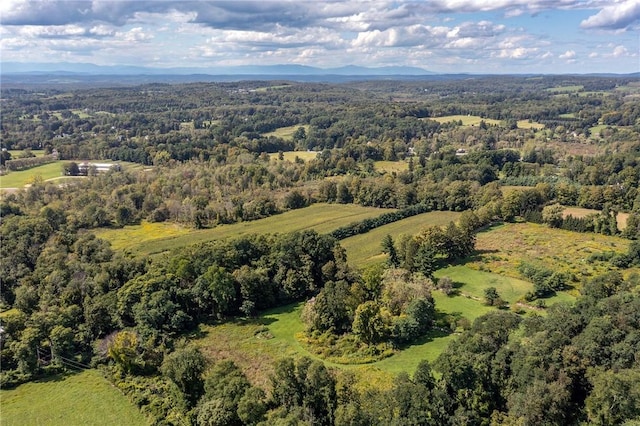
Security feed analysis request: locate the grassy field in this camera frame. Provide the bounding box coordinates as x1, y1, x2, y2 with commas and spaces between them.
0, 370, 147, 426
563, 206, 628, 230
516, 120, 545, 129
467, 222, 636, 287
0, 160, 145, 189
0, 162, 65, 188
546, 85, 584, 93
429, 115, 501, 126
342, 211, 461, 267
197, 301, 466, 391
268, 150, 319, 162
95, 204, 393, 256
263, 124, 310, 140
373, 160, 409, 173
7, 150, 46, 158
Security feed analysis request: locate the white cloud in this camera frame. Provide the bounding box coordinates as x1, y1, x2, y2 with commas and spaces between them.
612, 45, 629, 56
581, 0, 640, 30
559, 50, 576, 59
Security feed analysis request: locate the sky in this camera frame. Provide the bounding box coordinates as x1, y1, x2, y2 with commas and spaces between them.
1, 0, 639, 74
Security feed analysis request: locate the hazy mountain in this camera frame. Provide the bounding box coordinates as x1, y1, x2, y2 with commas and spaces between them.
1, 62, 434, 76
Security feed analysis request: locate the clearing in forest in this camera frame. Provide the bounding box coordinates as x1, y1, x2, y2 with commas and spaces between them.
428, 115, 501, 126
268, 150, 318, 162
263, 124, 310, 140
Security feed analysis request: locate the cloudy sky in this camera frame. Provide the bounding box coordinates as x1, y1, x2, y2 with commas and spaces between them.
1, 0, 638, 74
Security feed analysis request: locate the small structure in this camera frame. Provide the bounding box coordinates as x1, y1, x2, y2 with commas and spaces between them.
78, 162, 121, 175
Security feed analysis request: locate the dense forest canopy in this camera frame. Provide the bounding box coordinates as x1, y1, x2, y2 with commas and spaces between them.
1, 75, 639, 425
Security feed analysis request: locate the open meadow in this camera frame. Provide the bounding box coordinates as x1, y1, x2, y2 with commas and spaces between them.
0, 370, 147, 426
94, 203, 394, 256
467, 222, 637, 285
263, 124, 310, 140
429, 115, 501, 126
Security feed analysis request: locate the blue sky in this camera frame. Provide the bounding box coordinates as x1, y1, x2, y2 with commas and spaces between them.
1, 0, 638, 74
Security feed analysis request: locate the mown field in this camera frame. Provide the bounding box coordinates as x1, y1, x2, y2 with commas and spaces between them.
94, 203, 393, 256
429, 115, 501, 126
263, 124, 310, 140
0, 160, 145, 189
341, 210, 461, 267
0, 370, 147, 426
563, 206, 629, 230
0, 162, 66, 188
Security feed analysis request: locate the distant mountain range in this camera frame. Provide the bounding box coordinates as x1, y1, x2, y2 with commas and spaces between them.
1, 62, 435, 76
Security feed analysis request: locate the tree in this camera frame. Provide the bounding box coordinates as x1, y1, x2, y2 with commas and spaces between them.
381, 234, 399, 267
484, 287, 501, 306
107, 330, 140, 373
585, 369, 640, 425
352, 301, 389, 344
196, 265, 236, 319
542, 203, 564, 228
161, 346, 206, 407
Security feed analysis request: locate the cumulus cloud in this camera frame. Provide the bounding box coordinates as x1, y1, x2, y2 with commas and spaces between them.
581, 0, 640, 30
559, 50, 576, 59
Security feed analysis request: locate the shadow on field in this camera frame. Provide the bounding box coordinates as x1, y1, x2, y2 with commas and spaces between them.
397, 328, 451, 350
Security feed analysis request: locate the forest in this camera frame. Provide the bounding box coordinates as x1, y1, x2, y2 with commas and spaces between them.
1, 75, 640, 425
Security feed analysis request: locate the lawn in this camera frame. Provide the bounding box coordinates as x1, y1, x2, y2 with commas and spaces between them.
429, 115, 501, 126
97, 204, 393, 257
434, 265, 533, 304
0, 370, 147, 426
0, 162, 65, 188
7, 150, 46, 158
341, 211, 461, 268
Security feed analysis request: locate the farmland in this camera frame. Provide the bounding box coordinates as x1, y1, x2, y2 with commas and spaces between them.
94, 203, 394, 256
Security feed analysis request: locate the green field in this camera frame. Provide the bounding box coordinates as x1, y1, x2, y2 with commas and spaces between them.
546, 85, 584, 93
0, 162, 65, 188
517, 120, 545, 129
342, 211, 461, 267
95, 204, 393, 256
0, 370, 147, 426
263, 124, 310, 140
1, 160, 145, 189
429, 115, 501, 126
197, 301, 466, 391
373, 160, 409, 173
7, 150, 46, 158
268, 150, 319, 162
